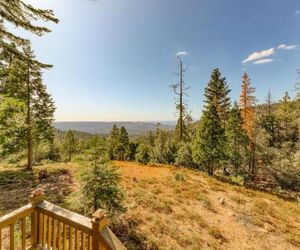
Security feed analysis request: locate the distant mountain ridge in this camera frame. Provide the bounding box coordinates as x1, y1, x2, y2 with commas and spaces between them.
54, 121, 175, 135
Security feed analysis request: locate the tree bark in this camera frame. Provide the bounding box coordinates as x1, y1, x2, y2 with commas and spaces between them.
26, 60, 33, 171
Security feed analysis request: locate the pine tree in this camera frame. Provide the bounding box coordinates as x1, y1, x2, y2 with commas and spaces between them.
62, 130, 76, 162
239, 73, 256, 176
225, 102, 248, 175
259, 91, 277, 147
80, 137, 125, 217
115, 126, 129, 160
0, 95, 26, 157
276, 91, 297, 144
192, 103, 225, 175
0, 0, 58, 62
135, 140, 150, 164
107, 125, 119, 160
0, 45, 55, 170
204, 68, 231, 127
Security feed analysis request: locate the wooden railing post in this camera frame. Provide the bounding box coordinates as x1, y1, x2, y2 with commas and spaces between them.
91, 209, 108, 250
30, 188, 44, 246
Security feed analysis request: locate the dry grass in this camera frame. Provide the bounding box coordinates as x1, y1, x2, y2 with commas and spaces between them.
1, 161, 300, 249
113, 161, 300, 250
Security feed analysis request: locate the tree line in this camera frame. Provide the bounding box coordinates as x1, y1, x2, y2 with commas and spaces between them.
53, 66, 300, 192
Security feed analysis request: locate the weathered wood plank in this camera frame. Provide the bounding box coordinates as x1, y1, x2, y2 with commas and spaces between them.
22, 217, 26, 250
57, 221, 61, 250
0, 204, 34, 229
63, 224, 67, 250
10, 223, 14, 250
37, 201, 92, 235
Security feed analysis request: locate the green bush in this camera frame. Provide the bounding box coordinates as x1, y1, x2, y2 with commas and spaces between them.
230, 175, 245, 186
79, 162, 126, 218
174, 172, 185, 181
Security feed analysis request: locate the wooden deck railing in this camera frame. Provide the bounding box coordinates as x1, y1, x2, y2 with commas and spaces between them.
0, 189, 126, 250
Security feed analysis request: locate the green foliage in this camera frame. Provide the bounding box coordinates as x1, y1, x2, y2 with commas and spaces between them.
175, 142, 195, 168
193, 104, 226, 175
275, 92, 298, 144
79, 161, 126, 218
135, 140, 150, 164
204, 68, 231, 126
115, 126, 130, 161
0, 95, 26, 157
174, 172, 185, 181
150, 126, 176, 164
230, 175, 245, 186
0, 0, 58, 63
225, 102, 249, 174
125, 142, 137, 161
192, 69, 230, 175
62, 130, 77, 162
34, 140, 61, 163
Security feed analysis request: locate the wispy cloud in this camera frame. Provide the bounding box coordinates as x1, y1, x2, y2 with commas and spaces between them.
176, 51, 188, 56
295, 10, 300, 16
253, 58, 274, 65
278, 44, 297, 50
242, 48, 275, 64
242, 43, 297, 65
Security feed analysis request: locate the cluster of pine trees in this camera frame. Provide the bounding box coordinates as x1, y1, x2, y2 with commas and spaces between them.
55, 67, 300, 192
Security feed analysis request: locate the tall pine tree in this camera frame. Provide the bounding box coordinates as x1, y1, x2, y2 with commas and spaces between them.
0, 45, 55, 170
239, 73, 256, 176
204, 68, 231, 128
192, 69, 229, 175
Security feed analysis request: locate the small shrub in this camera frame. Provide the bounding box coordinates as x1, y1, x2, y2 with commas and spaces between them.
230, 175, 245, 186
174, 172, 185, 181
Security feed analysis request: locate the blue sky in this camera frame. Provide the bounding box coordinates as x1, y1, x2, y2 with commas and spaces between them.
14, 0, 300, 121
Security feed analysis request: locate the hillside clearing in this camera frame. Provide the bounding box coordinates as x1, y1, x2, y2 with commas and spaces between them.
0, 161, 300, 249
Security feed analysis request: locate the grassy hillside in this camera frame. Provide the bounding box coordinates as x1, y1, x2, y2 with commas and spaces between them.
0, 162, 300, 249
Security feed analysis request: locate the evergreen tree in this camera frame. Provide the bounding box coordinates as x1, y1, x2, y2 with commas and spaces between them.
239, 73, 256, 176
192, 103, 226, 175
0, 0, 58, 62
0, 45, 55, 170
276, 92, 297, 144
107, 125, 119, 160
80, 137, 125, 217
225, 102, 248, 175
0, 95, 26, 157
175, 142, 195, 168
135, 140, 150, 164
150, 126, 176, 164
204, 68, 231, 127
62, 130, 77, 162
259, 91, 277, 147
115, 126, 129, 160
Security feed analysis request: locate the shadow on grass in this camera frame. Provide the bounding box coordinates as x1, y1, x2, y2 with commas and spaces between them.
0, 166, 74, 214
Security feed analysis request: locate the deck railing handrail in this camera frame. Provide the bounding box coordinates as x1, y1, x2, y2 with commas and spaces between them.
0, 189, 126, 250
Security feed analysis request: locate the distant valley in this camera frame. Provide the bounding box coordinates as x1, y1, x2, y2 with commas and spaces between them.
54, 121, 176, 135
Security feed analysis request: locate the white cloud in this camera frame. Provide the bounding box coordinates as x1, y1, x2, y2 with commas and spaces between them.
242, 48, 275, 64
176, 51, 188, 56
253, 58, 274, 65
278, 44, 297, 50
295, 10, 300, 16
